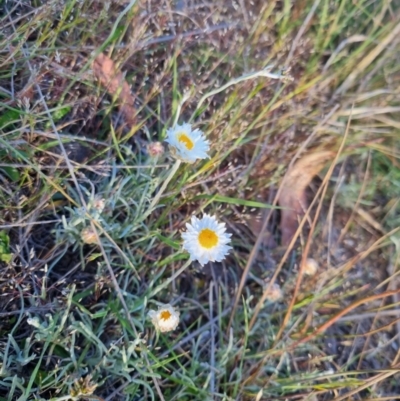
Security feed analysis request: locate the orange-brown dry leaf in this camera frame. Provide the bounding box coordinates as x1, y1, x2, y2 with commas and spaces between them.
279, 150, 335, 246
92, 53, 136, 127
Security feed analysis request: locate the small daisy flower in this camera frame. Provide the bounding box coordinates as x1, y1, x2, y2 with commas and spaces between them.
148, 304, 180, 333
165, 123, 209, 163
70, 375, 98, 397
182, 214, 232, 266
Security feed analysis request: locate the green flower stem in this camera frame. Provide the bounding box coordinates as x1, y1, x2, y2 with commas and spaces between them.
149, 258, 191, 298
147, 159, 181, 212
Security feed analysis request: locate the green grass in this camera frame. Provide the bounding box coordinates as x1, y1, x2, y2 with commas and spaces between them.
0, 0, 400, 400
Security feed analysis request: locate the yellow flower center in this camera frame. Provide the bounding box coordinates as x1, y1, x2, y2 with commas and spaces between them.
160, 310, 172, 321
198, 228, 219, 249
177, 133, 194, 150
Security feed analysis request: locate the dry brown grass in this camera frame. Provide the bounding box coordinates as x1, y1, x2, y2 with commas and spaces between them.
0, 0, 399, 400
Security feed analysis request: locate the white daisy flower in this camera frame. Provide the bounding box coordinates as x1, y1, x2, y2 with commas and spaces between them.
148, 304, 180, 333
182, 214, 232, 266
165, 123, 210, 163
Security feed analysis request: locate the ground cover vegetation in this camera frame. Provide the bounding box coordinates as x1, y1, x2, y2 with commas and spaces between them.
0, 0, 400, 400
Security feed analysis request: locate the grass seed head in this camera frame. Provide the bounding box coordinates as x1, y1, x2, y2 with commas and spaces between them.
70, 375, 98, 397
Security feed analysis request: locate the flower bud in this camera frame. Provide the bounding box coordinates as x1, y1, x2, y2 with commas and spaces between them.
81, 227, 98, 245
147, 141, 165, 158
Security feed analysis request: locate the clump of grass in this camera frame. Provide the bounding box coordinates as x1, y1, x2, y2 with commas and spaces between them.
0, 0, 400, 400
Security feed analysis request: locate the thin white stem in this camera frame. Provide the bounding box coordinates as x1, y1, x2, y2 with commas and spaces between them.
173, 91, 191, 127
191, 66, 293, 120
147, 159, 181, 212
150, 259, 191, 298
